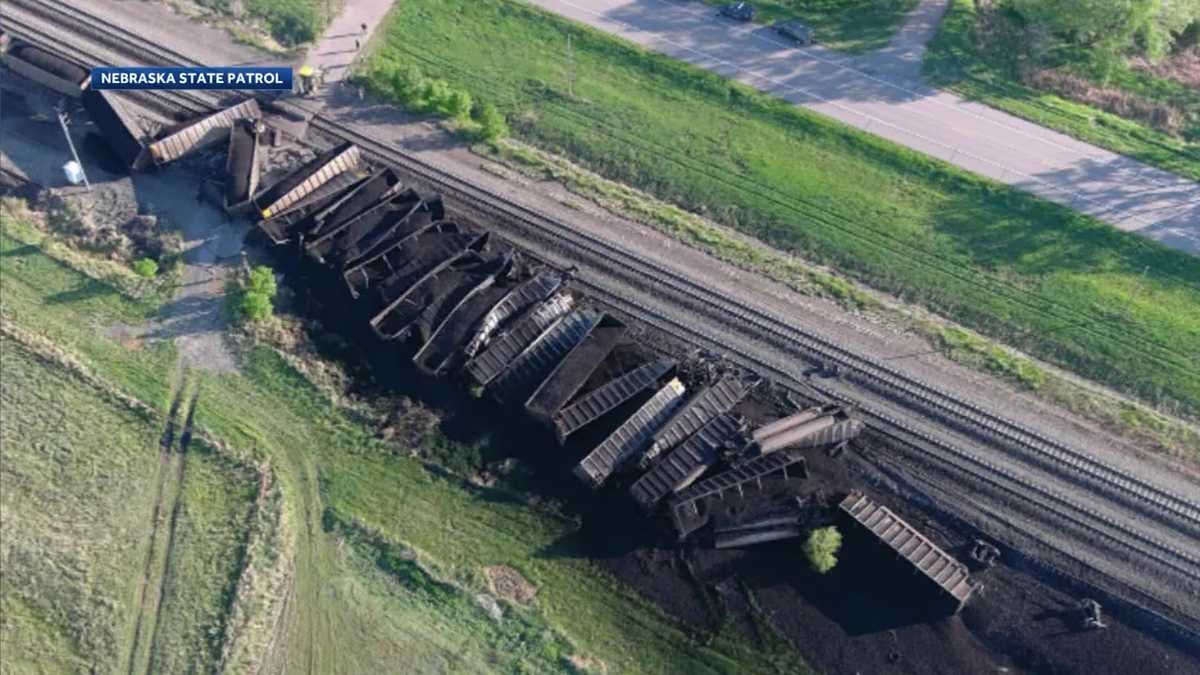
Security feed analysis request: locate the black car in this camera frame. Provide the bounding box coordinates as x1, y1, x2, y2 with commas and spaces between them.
718, 2, 757, 22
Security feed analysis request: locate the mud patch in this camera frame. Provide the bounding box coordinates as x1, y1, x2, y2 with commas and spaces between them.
483, 565, 538, 605
104, 323, 144, 350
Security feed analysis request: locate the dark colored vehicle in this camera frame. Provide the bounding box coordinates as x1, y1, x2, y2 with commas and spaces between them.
718, 2, 756, 22
774, 20, 815, 45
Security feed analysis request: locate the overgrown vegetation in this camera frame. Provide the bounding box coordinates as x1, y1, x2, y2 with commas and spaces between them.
358, 61, 509, 142
696, 0, 920, 53
803, 527, 842, 574
365, 0, 1200, 416
924, 0, 1200, 180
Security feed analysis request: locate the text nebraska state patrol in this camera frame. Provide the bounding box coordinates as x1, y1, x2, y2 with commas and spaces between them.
98, 71, 285, 85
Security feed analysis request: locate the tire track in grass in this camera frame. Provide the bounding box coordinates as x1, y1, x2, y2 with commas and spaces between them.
123, 373, 196, 675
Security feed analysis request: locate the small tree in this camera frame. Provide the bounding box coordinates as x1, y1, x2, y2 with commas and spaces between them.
239, 291, 274, 322
246, 265, 277, 297
421, 78, 454, 113
392, 64, 426, 105
447, 89, 473, 122
475, 103, 508, 142
237, 265, 277, 323
132, 257, 158, 279
803, 526, 842, 574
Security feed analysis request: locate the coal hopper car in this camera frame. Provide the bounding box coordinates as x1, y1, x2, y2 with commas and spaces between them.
254, 142, 361, 221
1, 40, 91, 97
81, 89, 151, 170
226, 118, 263, 212
148, 98, 261, 166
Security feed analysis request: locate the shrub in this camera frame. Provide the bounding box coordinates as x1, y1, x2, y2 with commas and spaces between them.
236, 265, 277, 323
239, 291, 274, 322
476, 103, 509, 142
446, 90, 473, 121
392, 64, 426, 105
803, 526, 842, 574
132, 257, 158, 279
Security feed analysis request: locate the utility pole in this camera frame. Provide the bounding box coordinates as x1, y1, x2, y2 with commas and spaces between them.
56, 105, 90, 191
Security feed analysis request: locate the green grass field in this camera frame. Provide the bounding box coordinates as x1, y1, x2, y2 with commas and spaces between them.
0, 341, 256, 674
2, 208, 809, 672
923, 0, 1200, 182
362, 0, 1200, 416
696, 0, 919, 53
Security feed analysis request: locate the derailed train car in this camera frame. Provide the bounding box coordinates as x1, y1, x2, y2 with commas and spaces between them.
1, 40, 91, 97
243, 141, 865, 554
226, 118, 263, 213
81, 89, 151, 170
254, 141, 360, 221
148, 98, 261, 166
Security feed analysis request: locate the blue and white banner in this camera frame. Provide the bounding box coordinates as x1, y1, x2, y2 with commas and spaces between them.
90, 66, 293, 91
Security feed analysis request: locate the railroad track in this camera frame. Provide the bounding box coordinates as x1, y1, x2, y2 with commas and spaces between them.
7, 0, 1200, 610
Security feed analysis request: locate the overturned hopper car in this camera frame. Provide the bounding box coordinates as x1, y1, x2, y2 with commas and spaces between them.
525, 315, 627, 422
256, 171, 364, 243
629, 412, 748, 510
254, 142, 360, 220
81, 89, 151, 170
465, 293, 575, 387
2, 41, 91, 97
412, 281, 514, 376
552, 359, 676, 443
345, 222, 478, 301
669, 450, 808, 540
368, 236, 495, 340
574, 378, 687, 489
148, 98, 261, 166
488, 310, 605, 405
226, 118, 263, 212
300, 169, 401, 248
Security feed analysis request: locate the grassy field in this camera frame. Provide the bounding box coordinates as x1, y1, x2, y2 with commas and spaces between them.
0, 341, 256, 673
0, 342, 162, 672
2, 210, 810, 672
696, 0, 919, 53
923, 0, 1200, 182
148, 438, 258, 673
362, 0, 1200, 416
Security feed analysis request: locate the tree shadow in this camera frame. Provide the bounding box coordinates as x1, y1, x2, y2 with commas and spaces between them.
45, 278, 116, 305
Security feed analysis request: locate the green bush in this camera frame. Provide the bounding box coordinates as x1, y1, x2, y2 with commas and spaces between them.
447, 90, 473, 121
236, 265, 277, 323
803, 526, 842, 574
475, 103, 509, 142
132, 257, 158, 279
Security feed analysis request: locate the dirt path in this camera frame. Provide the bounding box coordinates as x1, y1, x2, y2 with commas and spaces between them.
132, 171, 247, 373
123, 372, 197, 675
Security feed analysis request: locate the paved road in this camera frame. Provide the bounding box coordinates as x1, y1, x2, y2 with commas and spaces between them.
304, 0, 395, 85
526, 0, 1200, 256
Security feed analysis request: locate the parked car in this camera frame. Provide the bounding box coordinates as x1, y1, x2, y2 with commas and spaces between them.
718, 2, 757, 22
774, 20, 815, 46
